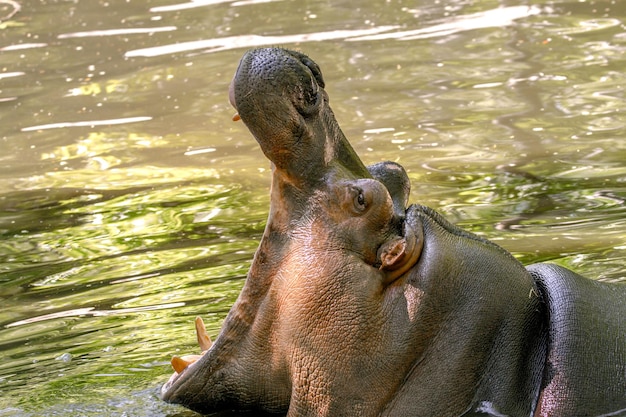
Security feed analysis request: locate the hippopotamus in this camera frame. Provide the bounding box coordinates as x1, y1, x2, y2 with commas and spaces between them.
161, 48, 626, 416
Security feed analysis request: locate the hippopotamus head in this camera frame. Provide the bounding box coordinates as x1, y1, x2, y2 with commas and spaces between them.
161, 48, 546, 416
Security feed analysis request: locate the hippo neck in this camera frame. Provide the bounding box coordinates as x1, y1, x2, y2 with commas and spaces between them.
385, 211, 548, 416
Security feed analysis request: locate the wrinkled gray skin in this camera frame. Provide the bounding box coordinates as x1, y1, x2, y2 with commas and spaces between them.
162, 48, 626, 416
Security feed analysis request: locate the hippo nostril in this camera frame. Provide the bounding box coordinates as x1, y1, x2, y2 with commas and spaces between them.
297, 85, 322, 116
299, 55, 325, 88
308, 77, 319, 100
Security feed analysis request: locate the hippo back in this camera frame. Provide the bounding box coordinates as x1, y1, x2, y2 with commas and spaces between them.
527, 263, 626, 416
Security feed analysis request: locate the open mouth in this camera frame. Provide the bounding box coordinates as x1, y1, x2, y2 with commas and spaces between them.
161, 316, 212, 396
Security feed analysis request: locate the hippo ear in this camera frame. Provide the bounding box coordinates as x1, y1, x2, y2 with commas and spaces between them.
379, 237, 408, 270
377, 225, 423, 284
367, 162, 410, 218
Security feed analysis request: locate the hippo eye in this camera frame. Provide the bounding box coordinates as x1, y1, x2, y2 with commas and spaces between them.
354, 188, 367, 212
340, 184, 369, 215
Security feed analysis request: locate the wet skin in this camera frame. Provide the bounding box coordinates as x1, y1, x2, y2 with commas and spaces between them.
161, 48, 626, 416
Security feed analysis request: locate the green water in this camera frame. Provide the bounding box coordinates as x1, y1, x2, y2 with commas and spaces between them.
0, 0, 624, 415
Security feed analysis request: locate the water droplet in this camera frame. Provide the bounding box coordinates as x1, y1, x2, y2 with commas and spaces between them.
55, 352, 72, 362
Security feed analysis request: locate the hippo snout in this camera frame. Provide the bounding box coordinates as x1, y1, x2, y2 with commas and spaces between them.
228, 47, 370, 182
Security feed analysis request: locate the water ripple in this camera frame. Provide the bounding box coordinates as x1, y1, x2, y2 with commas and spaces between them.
58, 26, 177, 39
125, 27, 398, 57
21, 116, 153, 132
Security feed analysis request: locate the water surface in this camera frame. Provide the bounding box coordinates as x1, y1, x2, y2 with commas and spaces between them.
1, 0, 625, 415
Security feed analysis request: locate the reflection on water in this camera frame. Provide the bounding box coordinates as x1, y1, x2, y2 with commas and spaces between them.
0, 0, 625, 415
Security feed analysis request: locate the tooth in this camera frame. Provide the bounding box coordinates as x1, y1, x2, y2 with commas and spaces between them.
232, 113, 241, 122
171, 354, 203, 373
169, 317, 212, 374
195, 316, 212, 351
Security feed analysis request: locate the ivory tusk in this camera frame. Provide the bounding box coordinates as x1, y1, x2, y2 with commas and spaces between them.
195, 316, 212, 351
171, 354, 203, 373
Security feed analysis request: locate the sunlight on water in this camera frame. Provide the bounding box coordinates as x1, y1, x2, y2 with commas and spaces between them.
0, 0, 625, 415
